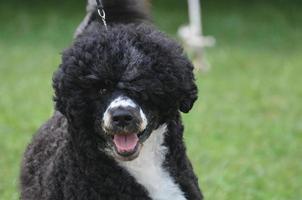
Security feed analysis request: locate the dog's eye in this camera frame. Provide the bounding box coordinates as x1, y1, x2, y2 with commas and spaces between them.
99, 88, 108, 95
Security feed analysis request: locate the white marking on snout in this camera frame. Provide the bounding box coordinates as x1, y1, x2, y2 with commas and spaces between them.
102, 96, 148, 131
117, 124, 187, 200
102, 109, 112, 130
139, 109, 148, 131
108, 96, 137, 109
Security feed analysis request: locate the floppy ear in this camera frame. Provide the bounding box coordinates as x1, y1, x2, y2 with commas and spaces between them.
52, 65, 96, 118
179, 81, 198, 113
178, 61, 198, 113
179, 90, 198, 113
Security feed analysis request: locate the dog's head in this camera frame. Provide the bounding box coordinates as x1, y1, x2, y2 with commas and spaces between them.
53, 23, 197, 161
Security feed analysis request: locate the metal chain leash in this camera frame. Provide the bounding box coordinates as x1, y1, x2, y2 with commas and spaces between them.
95, 0, 108, 30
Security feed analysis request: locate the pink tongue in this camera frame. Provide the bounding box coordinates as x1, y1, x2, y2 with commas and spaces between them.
113, 134, 139, 153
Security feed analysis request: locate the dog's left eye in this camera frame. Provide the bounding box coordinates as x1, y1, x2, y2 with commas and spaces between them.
99, 88, 108, 95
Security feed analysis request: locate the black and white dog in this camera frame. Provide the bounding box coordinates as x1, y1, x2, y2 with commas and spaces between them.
20, 0, 203, 199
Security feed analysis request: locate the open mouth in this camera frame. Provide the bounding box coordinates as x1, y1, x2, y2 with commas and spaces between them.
113, 133, 139, 155
109, 131, 146, 161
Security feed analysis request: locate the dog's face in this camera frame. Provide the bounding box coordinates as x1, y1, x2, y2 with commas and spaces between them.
96, 91, 159, 161
53, 24, 197, 161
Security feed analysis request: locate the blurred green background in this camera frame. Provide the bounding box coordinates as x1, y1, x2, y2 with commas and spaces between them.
0, 0, 301, 199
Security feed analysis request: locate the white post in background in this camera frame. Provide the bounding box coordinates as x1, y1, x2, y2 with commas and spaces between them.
188, 0, 202, 35
178, 0, 215, 72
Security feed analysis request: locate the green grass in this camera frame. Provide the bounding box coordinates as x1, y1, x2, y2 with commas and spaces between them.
0, 0, 301, 199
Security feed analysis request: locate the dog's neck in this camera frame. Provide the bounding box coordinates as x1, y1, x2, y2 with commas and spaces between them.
117, 124, 187, 200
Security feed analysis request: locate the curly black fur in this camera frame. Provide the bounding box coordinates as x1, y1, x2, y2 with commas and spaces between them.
20, 0, 203, 199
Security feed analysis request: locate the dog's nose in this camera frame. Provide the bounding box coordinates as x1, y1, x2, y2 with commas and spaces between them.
111, 109, 135, 127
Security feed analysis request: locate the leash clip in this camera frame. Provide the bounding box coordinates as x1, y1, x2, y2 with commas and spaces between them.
96, 0, 108, 30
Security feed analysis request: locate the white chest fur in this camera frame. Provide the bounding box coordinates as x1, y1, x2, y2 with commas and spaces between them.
118, 124, 187, 200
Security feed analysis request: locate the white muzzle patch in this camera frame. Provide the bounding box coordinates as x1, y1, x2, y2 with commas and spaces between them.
102, 96, 148, 131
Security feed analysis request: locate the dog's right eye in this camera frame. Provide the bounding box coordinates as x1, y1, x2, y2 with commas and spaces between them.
99, 88, 108, 95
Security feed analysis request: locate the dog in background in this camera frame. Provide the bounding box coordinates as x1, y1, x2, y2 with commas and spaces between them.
20, 0, 203, 199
